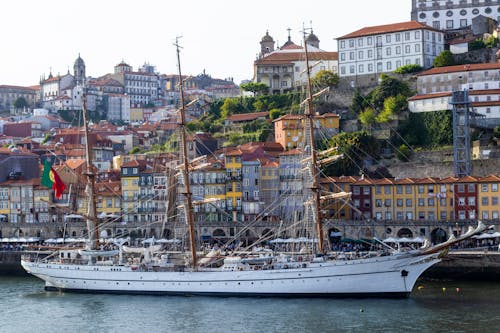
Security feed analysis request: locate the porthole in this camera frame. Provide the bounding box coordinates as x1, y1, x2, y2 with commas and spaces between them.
472, 8, 479, 15
419, 13, 426, 19
446, 10, 453, 17
432, 11, 439, 18
485, 7, 492, 14
460, 9, 467, 16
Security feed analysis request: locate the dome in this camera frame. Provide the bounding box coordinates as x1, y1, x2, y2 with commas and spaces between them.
306, 32, 319, 42
261, 31, 274, 43
74, 54, 85, 67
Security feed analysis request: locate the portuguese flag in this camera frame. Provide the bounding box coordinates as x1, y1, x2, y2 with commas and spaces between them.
41, 161, 66, 199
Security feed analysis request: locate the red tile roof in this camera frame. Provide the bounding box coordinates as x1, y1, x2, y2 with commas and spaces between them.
256, 51, 338, 65
226, 111, 269, 122
337, 21, 440, 39
418, 63, 500, 76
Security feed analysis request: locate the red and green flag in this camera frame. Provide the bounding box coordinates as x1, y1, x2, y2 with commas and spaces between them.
41, 161, 66, 199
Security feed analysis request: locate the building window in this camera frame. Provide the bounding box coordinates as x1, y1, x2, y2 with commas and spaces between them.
349, 39, 354, 47
367, 50, 373, 58
446, 20, 454, 29
340, 40, 345, 49
460, 19, 467, 27
358, 64, 364, 73
406, 199, 412, 207
340, 53, 345, 61
349, 52, 355, 60
482, 197, 489, 205
349, 66, 355, 74
433, 21, 440, 29
358, 51, 363, 60
367, 37, 372, 45
387, 62, 392, 70
405, 45, 411, 53
386, 48, 391, 56
358, 38, 363, 46
368, 63, 373, 72
386, 35, 391, 43
405, 32, 410, 40
415, 44, 420, 52
396, 46, 401, 54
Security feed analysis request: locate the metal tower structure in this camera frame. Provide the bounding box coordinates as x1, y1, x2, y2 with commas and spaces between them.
450, 90, 471, 177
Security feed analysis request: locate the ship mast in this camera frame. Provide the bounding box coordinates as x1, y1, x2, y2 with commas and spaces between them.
81, 87, 99, 250
302, 29, 324, 254
175, 38, 198, 268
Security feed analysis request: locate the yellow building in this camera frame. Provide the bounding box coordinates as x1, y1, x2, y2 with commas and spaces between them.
372, 178, 395, 221
322, 176, 356, 220
121, 160, 144, 223
95, 181, 122, 219
273, 113, 340, 150
224, 148, 243, 221
477, 175, 500, 220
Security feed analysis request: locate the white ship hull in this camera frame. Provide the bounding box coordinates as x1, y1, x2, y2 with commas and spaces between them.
21, 253, 440, 298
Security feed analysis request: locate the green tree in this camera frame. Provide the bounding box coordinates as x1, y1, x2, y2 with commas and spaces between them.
382, 94, 408, 115
325, 131, 379, 176
240, 82, 269, 96
469, 38, 485, 50
369, 74, 411, 110
311, 70, 339, 89
13, 97, 29, 109
394, 64, 423, 74
358, 108, 377, 128
433, 50, 455, 67
396, 144, 411, 161
485, 35, 499, 48
269, 108, 284, 120
220, 98, 240, 119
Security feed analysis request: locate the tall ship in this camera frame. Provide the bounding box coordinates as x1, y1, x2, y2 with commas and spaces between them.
21, 35, 485, 297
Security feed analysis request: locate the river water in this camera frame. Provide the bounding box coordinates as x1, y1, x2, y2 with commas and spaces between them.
1, 276, 499, 333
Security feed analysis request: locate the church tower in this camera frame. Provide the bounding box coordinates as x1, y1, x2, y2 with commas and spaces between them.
260, 30, 275, 57
306, 30, 320, 49
74, 54, 86, 85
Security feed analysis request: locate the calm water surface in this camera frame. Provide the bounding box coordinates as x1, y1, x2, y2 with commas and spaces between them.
0, 276, 499, 333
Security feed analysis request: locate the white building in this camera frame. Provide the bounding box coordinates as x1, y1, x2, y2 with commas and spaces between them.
109, 61, 159, 107
411, 0, 500, 31
336, 21, 445, 78
408, 63, 500, 123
